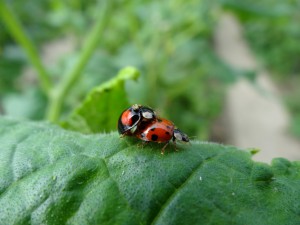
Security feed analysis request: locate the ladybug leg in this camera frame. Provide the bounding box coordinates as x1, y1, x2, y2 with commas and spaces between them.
137, 141, 148, 148
142, 141, 148, 148
172, 136, 178, 151
161, 142, 169, 155
173, 140, 178, 151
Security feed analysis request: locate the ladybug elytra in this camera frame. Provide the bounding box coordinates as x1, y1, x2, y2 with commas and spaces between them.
118, 104, 190, 154
118, 104, 156, 135
135, 118, 189, 154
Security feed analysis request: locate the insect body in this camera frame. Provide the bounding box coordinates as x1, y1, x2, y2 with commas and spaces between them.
136, 118, 174, 143
135, 118, 190, 154
118, 105, 190, 154
118, 104, 156, 135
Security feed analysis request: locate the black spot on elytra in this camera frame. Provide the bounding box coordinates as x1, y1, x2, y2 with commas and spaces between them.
150, 128, 156, 131
167, 126, 171, 129
151, 134, 158, 141
165, 131, 170, 136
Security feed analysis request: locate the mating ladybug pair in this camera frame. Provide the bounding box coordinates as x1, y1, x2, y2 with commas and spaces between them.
118, 104, 189, 154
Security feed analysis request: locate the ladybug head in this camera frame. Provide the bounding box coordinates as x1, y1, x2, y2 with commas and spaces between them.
173, 129, 189, 143
118, 104, 156, 135
140, 106, 156, 121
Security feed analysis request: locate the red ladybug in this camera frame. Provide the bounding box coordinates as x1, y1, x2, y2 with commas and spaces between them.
118, 104, 156, 135
135, 118, 190, 154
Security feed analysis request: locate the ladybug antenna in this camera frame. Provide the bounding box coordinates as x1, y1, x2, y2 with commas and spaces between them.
187, 135, 198, 139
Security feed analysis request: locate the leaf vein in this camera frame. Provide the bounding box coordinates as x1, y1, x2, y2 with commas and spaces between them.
150, 154, 219, 225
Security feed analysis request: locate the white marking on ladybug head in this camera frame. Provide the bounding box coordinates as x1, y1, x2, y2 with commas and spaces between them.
142, 111, 154, 119
174, 129, 189, 142
173, 131, 183, 141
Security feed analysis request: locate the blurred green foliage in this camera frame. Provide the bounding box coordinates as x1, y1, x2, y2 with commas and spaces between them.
224, 0, 300, 137
224, 0, 300, 75
1, 0, 299, 139
1, 0, 239, 140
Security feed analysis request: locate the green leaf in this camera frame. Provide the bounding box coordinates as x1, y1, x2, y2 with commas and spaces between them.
61, 66, 139, 133
1, 117, 300, 225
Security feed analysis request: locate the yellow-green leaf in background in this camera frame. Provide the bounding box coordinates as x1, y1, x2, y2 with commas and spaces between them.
61, 66, 139, 133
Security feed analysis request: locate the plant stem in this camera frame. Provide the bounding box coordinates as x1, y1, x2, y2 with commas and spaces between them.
0, 1, 52, 95
46, 0, 113, 122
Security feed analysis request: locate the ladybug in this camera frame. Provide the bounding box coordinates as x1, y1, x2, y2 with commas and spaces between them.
135, 118, 190, 154
118, 104, 156, 135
